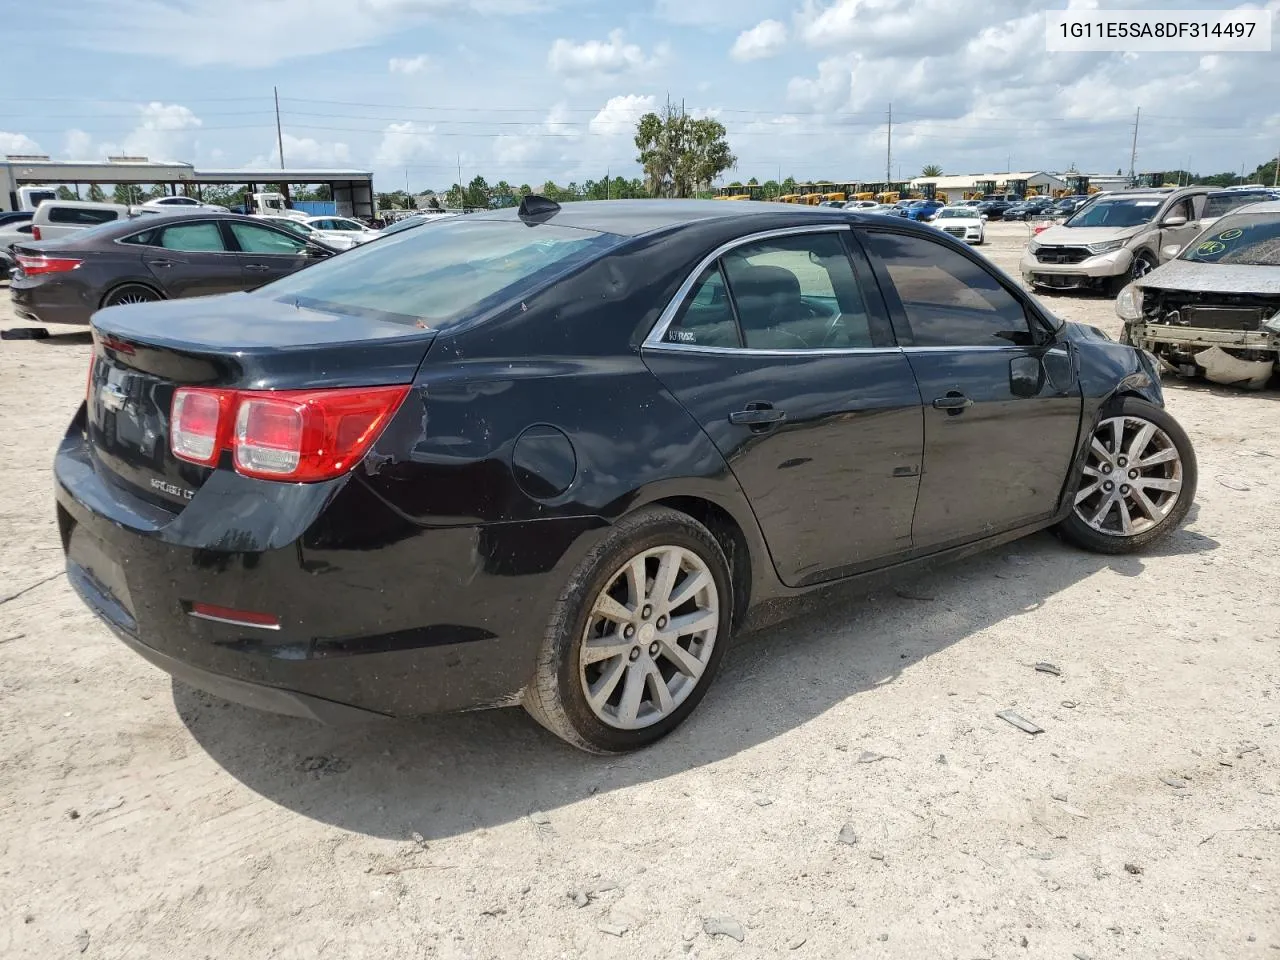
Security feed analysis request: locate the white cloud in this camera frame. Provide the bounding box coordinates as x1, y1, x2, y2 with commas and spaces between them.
653, 0, 778, 26
731, 19, 787, 61
62, 129, 94, 160
389, 54, 431, 74
0, 131, 42, 156
250, 132, 353, 169
548, 30, 666, 80
589, 95, 658, 135
68, 0, 554, 68
374, 121, 436, 168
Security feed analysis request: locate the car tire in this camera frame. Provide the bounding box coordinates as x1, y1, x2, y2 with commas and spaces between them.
102, 284, 162, 308
1107, 249, 1156, 296
523, 506, 733, 753
1056, 396, 1197, 555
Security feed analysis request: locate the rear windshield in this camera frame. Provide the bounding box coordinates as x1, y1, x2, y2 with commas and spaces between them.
1180, 213, 1280, 267
1065, 197, 1162, 228
258, 218, 622, 330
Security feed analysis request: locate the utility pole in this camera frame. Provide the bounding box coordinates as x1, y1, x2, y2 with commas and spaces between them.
274, 86, 285, 169
1128, 106, 1140, 182
885, 102, 892, 184
457, 154, 462, 206
606, 166, 610, 200
1274, 145, 1279, 187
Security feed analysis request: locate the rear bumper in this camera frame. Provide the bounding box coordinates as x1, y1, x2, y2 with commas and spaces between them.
54, 426, 608, 721
10, 278, 94, 325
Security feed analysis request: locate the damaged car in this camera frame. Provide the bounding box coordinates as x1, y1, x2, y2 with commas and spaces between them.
1117, 200, 1280, 389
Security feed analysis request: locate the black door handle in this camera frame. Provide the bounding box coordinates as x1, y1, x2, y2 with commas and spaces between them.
932, 393, 973, 413
244, 264, 270, 273
729, 403, 786, 427
147, 259, 172, 268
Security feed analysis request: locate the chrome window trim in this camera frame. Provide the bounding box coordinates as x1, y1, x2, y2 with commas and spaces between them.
643, 224, 855, 348
644, 342, 903, 358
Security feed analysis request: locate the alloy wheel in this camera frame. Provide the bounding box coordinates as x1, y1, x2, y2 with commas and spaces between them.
107, 287, 159, 306
1073, 415, 1183, 536
579, 545, 719, 730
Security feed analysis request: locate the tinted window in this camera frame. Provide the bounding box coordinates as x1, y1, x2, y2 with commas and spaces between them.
48, 206, 119, 225
159, 222, 226, 252
332, 219, 364, 231
721, 233, 874, 350
1203, 193, 1271, 219
863, 232, 1032, 347
258, 219, 621, 330
229, 222, 308, 254
664, 265, 741, 348
1181, 213, 1280, 266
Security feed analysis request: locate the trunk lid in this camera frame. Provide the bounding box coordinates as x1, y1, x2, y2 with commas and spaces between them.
86, 292, 434, 511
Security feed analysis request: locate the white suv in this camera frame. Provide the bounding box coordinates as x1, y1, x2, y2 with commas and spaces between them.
29, 200, 132, 242
141, 195, 229, 212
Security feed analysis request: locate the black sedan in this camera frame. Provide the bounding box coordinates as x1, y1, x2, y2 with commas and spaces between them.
56, 198, 1197, 753
10, 212, 331, 325
1004, 199, 1056, 221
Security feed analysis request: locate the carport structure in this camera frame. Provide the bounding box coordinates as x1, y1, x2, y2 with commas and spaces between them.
1, 156, 374, 217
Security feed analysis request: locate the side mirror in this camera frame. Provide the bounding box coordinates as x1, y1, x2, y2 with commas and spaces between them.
1161, 214, 1188, 228
306, 244, 333, 259
1161, 243, 1183, 260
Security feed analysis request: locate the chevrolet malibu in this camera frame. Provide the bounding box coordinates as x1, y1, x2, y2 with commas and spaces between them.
57, 198, 1197, 753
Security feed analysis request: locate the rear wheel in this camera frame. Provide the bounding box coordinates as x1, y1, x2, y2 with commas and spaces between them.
1056, 396, 1196, 554
523, 507, 732, 753
102, 284, 161, 308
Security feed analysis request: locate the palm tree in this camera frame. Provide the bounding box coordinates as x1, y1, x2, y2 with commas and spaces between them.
922, 164, 943, 177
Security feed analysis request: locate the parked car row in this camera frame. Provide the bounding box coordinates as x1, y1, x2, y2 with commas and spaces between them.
53, 197, 1197, 753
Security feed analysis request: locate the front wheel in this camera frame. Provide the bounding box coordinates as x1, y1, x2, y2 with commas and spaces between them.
1056, 396, 1197, 554
523, 507, 732, 753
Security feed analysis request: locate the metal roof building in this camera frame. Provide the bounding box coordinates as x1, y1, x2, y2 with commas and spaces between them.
908, 171, 1068, 193
1, 156, 375, 217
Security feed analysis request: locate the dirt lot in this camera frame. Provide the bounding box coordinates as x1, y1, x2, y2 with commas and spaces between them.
1, 221, 1277, 959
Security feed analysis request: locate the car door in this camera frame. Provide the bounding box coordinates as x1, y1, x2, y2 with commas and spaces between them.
859, 228, 1083, 551
642, 227, 924, 587
1155, 195, 1201, 258
143, 220, 245, 297
225, 220, 318, 285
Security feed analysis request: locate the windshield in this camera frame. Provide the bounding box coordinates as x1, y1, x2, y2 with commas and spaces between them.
258, 218, 623, 330
1065, 197, 1162, 228
1180, 213, 1280, 267
936, 208, 973, 219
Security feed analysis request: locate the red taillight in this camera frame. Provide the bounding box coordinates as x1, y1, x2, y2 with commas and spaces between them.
16, 253, 81, 275
189, 602, 280, 630
31, 226, 41, 241
170, 385, 409, 482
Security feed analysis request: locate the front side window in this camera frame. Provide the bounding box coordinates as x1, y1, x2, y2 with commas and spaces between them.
159, 222, 226, 252
258, 218, 622, 330
863, 231, 1033, 348
721, 233, 874, 350
229, 222, 309, 254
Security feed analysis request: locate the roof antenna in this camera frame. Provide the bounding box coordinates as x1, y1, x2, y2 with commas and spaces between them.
518, 194, 560, 224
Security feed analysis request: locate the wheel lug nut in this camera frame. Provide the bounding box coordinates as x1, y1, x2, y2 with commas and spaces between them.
1103, 481, 1114, 491
624, 625, 635, 639
1128, 469, 1138, 479
629, 647, 640, 661
1118, 457, 1127, 467
641, 604, 653, 619
1102, 464, 1112, 474
1120, 484, 1130, 494
648, 642, 659, 656
656, 615, 667, 629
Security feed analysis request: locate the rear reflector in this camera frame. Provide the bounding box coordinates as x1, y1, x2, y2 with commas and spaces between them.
171, 384, 410, 482
189, 602, 280, 630
31, 226, 41, 241
16, 253, 81, 275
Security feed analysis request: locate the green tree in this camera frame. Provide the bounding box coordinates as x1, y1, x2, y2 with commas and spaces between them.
112, 183, 141, 205
635, 104, 736, 198
493, 180, 516, 206
55, 186, 77, 200
87, 184, 106, 202
464, 175, 491, 208
518, 183, 532, 196
781, 176, 797, 194
761, 179, 779, 199
922, 164, 943, 177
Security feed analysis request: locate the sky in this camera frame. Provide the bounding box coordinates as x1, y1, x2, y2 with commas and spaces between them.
3, 0, 1278, 193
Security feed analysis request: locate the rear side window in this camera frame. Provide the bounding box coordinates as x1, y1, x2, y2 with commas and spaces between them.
664, 266, 741, 348
863, 232, 1032, 348
259, 219, 622, 330
47, 206, 119, 226
158, 222, 226, 252
229, 222, 308, 254
1204, 193, 1269, 218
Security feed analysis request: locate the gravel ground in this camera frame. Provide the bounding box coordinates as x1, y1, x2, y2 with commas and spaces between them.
1, 221, 1277, 959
